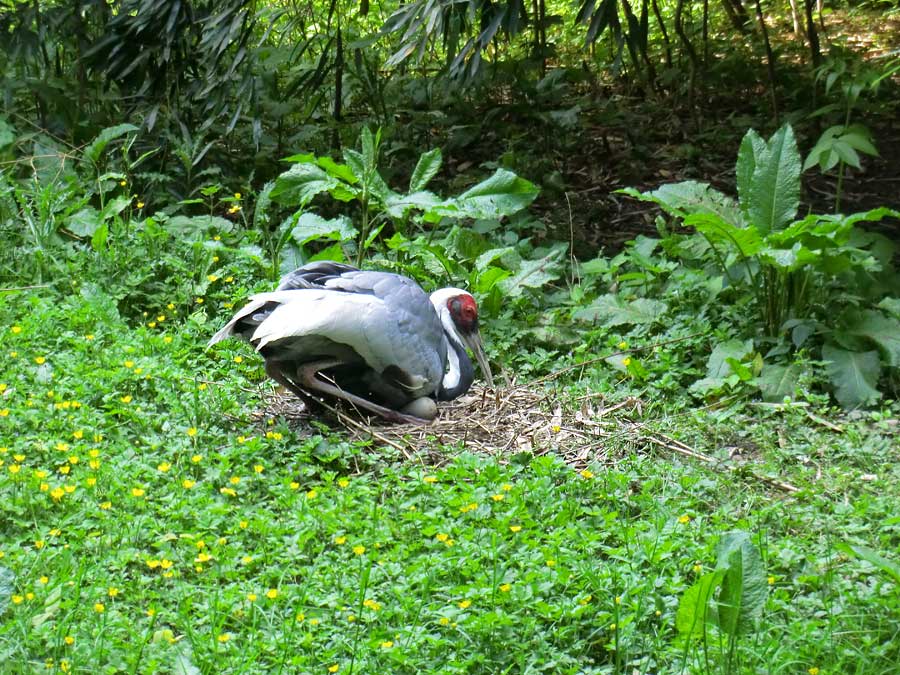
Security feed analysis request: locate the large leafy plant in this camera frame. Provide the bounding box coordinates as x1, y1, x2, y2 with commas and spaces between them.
622, 124, 899, 407
268, 128, 540, 265
677, 531, 768, 672
264, 128, 556, 291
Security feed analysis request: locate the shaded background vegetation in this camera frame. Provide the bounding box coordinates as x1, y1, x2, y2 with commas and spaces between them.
2, 0, 897, 223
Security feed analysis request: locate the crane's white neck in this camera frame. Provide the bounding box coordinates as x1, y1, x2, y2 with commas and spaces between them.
429, 288, 474, 400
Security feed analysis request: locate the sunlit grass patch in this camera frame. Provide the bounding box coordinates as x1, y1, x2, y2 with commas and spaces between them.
1, 290, 898, 674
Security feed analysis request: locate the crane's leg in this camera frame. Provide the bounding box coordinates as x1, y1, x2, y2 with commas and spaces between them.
265, 361, 325, 414
286, 359, 435, 425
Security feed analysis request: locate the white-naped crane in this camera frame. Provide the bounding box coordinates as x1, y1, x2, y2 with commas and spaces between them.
208, 261, 494, 424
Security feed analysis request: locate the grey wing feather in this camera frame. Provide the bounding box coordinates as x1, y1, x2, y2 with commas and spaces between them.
210, 262, 449, 399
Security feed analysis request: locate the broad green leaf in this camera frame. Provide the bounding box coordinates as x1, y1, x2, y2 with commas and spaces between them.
878, 297, 900, 319
343, 149, 366, 183
749, 124, 801, 234
236, 245, 264, 262
499, 247, 565, 297
172, 643, 203, 675
832, 139, 861, 169
99, 195, 132, 221
290, 213, 357, 246
803, 125, 841, 172
66, 208, 102, 237
92, 221, 109, 252
835, 542, 900, 584
767, 213, 852, 248
687, 213, 763, 258
705, 339, 754, 379
384, 191, 441, 219
364, 169, 394, 203
360, 127, 379, 172
165, 215, 234, 239
623, 181, 743, 226
822, 343, 881, 408
805, 124, 878, 172
81, 123, 139, 166
474, 266, 511, 293
844, 310, 900, 367
756, 363, 803, 402
309, 242, 346, 263
317, 156, 358, 184
841, 124, 879, 156
839, 207, 900, 230
409, 148, 442, 192
757, 243, 820, 271
474, 246, 517, 271
736, 129, 765, 219
281, 152, 317, 163
580, 257, 610, 275
572, 294, 667, 326
676, 570, 725, 640
0, 118, 14, 148
270, 163, 340, 207
253, 181, 275, 232
450, 169, 539, 220
279, 243, 305, 278
715, 531, 767, 637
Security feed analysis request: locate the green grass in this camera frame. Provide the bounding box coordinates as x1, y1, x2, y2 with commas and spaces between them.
1, 285, 898, 674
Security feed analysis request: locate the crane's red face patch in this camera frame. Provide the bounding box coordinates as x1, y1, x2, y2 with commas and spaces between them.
447, 294, 479, 334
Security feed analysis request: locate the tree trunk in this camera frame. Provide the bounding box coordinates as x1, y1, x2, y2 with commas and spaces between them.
804, 0, 822, 68
651, 0, 673, 67
754, 0, 779, 123
674, 0, 699, 69
787, 0, 802, 33
720, 0, 751, 33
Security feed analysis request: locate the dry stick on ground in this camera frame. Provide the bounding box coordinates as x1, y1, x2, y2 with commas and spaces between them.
645, 431, 800, 493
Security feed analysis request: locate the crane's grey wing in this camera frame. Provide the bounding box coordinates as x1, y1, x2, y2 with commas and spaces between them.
324, 270, 448, 392
277, 261, 360, 291
281, 267, 448, 386
210, 265, 447, 398
207, 294, 281, 346
246, 289, 441, 395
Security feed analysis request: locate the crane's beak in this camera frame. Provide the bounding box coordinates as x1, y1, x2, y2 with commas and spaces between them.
462, 330, 494, 388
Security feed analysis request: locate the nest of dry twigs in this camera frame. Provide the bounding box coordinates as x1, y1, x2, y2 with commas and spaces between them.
256, 380, 654, 469
254, 376, 802, 494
